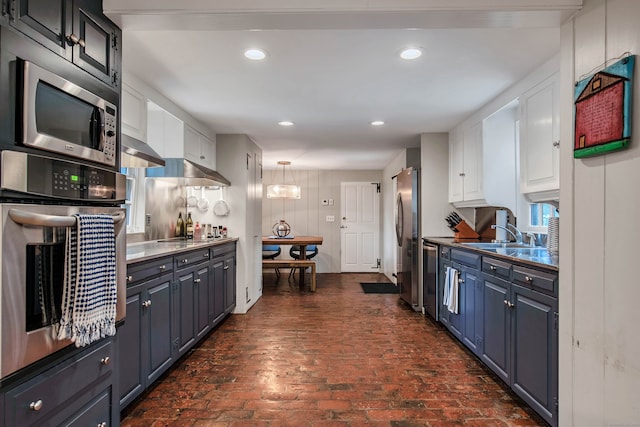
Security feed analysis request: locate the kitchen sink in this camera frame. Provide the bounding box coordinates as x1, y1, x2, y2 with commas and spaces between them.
460, 242, 533, 249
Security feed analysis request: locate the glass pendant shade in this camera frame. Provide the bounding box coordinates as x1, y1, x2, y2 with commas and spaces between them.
266, 184, 301, 199
266, 161, 301, 199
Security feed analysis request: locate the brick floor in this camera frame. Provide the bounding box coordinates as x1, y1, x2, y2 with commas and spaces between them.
121, 273, 546, 426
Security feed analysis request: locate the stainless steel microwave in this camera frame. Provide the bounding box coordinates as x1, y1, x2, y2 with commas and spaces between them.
19, 60, 117, 168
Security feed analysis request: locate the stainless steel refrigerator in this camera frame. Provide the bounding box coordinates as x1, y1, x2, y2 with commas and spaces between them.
395, 167, 421, 312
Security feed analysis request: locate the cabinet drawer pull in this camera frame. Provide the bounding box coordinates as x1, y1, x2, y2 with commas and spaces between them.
142, 300, 152, 308
159, 265, 166, 271
181, 259, 188, 264
223, 265, 229, 271
29, 399, 43, 411
194, 278, 201, 283
553, 140, 560, 147
490, 266, 497, 271
203, 253, 209, 258
101, 356, 110, 365
127, 275, 133, 282
525, 276, 533, 283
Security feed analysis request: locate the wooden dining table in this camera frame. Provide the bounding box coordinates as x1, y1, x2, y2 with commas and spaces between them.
262, 235, 323, 286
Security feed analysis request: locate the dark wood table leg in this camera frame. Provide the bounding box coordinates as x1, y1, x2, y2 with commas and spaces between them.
298, 244, 307, 287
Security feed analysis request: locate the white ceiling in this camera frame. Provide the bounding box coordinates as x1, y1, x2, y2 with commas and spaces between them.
105, 0, 580, 170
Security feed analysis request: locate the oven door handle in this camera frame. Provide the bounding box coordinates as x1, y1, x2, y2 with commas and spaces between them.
8, 209, 125, 227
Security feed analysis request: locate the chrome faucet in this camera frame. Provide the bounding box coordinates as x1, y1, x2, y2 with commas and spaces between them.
491, 224, 518, 243
507, 223, 524, 244
491, 224, 525, 244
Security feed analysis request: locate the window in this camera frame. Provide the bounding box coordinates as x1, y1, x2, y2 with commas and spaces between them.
529, 203, 558, 230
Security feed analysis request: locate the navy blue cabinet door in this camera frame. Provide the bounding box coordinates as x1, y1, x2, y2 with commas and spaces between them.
9, 0, 71, 59
175, 271, 197, 357
211, 258, 226, 325
195, 265, 211, 340
146, 276, 173, 384
481, 274, 510, 383
511, 284, 558, 426
461, 268, 482, 356
118, 286, 144, 408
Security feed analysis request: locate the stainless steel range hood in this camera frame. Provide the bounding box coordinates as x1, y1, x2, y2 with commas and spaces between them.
121, 134, 165, 168
146, 158, 231, 187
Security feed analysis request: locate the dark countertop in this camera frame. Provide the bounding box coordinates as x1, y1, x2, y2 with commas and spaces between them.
423, 237, 558, 271
126, 237, 238, 264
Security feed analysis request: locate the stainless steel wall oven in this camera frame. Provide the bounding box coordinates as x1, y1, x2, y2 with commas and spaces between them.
0, 151, 126, 381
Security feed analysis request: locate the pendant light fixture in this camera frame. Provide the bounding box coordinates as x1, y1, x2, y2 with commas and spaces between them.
266, 161, 301, 199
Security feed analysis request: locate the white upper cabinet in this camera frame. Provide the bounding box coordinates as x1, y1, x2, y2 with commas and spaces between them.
184, 125, 215, 170
449, 103, 518, 212
519, 73, 560, 201
449, 122, 484, 206
121, 83, 147, 141
146, 100, 184, 158
146, 101, 216, 169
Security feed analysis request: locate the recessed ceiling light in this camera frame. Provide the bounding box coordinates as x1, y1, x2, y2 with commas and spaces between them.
278, 121, 294, 127
400, 47, 422, 60
370, 120, 385, 126
244, 49, 266, 60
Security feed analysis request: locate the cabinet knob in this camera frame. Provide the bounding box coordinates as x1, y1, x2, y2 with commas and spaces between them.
457, 278, 464, 284
194, 278, 201, 283
525, 276, 533, 283
223, 265, 229, 271
127, 275, 133, 282
490, 266, 497, 271
203, 253, 209, 258
142, 300, 152, 308
459, 172, 465, 177
66, 33, 86, 47
200, 155, 205, 159
181, 259, 188, 264
159, 265, 166, 271
100, 356, 110, 365
98, 423, 107, 427
29, 400, 43, 411
553, 140, 560, 147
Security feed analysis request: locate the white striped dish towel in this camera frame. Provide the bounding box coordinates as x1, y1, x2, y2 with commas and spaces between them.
443, 266, 459, 314
57, 214, 117, 347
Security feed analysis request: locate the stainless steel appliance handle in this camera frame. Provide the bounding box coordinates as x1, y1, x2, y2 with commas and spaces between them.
8, 209, 125, 227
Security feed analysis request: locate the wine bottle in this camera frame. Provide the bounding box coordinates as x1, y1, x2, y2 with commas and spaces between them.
176, 212, 185, 237
186, 212, 194, 239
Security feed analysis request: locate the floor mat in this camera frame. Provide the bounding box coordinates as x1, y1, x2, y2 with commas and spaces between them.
360, 282, 399, 294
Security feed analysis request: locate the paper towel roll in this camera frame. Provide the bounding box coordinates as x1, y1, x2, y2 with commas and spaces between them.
495, 210, 508, 241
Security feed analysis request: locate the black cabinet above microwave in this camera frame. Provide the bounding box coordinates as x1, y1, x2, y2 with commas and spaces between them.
6, 0, 121, 88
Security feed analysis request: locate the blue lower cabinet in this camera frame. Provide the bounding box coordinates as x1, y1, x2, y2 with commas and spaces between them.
118, 242, 237, 413
511, 284, 558, 426
118, 270, 174, 410
4, 339, 115, 427
436, 245, 558, 427
481, 274, 511, 383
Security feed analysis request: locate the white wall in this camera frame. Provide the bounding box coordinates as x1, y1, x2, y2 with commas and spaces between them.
382, 151, 406, 282
420, 133, 451, 238
559, 0, 640, 424
262, 168, 382, 273
216, 134, 262, 314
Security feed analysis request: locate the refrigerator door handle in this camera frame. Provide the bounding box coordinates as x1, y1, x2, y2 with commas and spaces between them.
395, 193, 403, 247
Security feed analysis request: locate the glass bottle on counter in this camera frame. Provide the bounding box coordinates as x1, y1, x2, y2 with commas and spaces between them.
194, 221, 202, 241
186, 212, 194, 239
176, 212, 185, 237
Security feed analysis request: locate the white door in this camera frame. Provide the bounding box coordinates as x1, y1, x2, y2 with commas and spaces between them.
340, 182, 380, 272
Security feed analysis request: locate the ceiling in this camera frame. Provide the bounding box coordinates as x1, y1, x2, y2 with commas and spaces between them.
104, 0, 581, 170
